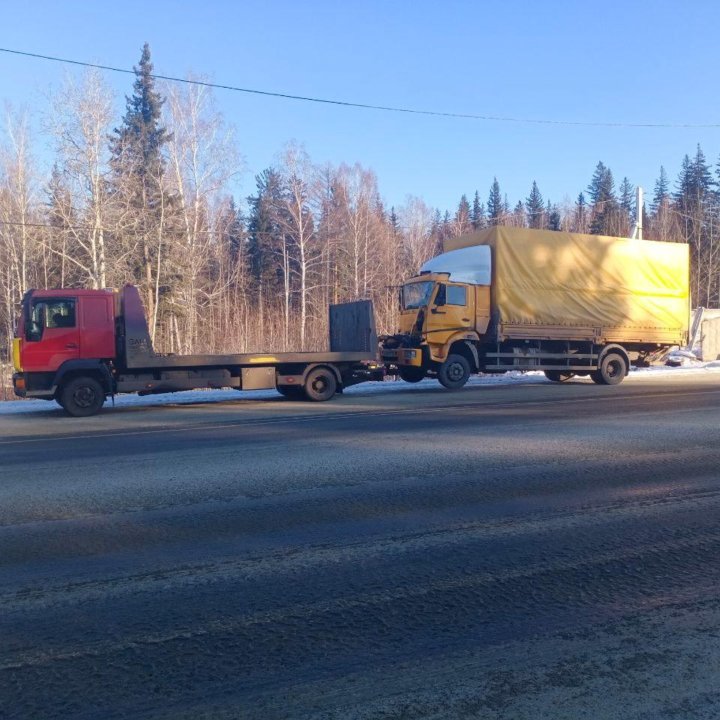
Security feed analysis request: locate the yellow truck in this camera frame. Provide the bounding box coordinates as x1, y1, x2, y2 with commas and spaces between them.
380, 226, 689, 387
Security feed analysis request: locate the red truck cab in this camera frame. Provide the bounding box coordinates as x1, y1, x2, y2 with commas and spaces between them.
13, 289, 116, 401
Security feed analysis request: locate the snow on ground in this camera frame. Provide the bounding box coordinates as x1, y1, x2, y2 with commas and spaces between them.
1, 363, 719, 416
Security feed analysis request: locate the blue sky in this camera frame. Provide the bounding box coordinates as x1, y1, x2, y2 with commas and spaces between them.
1, 0, 719, 214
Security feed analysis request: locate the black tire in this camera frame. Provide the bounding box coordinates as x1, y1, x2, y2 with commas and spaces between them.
544, 370, 575, 383
303, 367, 338, 402
277, 385, 303, 399
437, 354, 471, 389
59, 376, 105, 417
398, 366, 426, 383
592, 352, 627, 385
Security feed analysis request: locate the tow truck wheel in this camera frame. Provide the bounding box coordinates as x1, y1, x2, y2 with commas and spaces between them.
544, 370, 575, 382
59, 376, 105, 417
438, 354, 471, 390
303, 367, 338, 402
398, 366, 426, 383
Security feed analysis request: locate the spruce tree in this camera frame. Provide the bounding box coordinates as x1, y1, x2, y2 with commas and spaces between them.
219, 197, 246, 267
619, 177, 635, 217
652, 166, 669, 213
108, 43, 172, 332
574, 192, 587, 233
487, 178, 503, 225
691, 144, 712, 200
525, 181, 544, 229
110, 43, 170, 194
546, 202, 561, 231
471, 190, 485, 229
246, 168, 287, 289
389, 207, 400, 236
587, 161, 618, 235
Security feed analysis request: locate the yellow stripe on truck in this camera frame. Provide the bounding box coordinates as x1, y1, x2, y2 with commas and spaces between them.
12, 338, 22, 372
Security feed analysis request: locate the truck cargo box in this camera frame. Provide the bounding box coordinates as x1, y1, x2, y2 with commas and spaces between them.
444, 226, 689, 345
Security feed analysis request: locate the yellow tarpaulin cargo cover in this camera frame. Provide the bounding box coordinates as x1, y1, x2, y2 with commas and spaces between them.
445, 226, 689, 344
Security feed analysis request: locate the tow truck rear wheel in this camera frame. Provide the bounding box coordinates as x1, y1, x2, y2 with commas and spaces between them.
438, 354, 471, 390
303, 367, 338, 402
59, 376, 105, 417
398, 366, 426, 383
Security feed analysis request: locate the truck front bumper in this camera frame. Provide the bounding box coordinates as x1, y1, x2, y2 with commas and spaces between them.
381, 347, 423, 367
13, 372, 56, 400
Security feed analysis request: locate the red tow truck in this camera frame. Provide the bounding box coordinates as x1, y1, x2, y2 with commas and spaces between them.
12, 285, 382, 416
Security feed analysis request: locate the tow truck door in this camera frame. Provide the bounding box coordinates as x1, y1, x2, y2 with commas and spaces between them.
22, 296, 80, 372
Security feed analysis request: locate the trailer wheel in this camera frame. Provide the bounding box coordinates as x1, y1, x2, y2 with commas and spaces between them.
59, 376, 105, 417
544, 371, 575, 383
304, 367, 338, 402
398, 366, 426, 383
591, 352, 627, 385
438, 354, 471, 389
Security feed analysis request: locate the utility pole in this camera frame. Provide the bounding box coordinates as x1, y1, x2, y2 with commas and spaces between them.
630, 186, 644, 240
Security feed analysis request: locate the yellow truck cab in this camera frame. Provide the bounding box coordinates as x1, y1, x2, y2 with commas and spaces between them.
382, 246, 492, 388
381, 226, 689, 389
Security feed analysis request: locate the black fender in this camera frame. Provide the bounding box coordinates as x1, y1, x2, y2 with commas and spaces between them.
53, 360, 114, 395
597, 344, 630, 370
449, 340, 480, 372
301, 363, 342, 386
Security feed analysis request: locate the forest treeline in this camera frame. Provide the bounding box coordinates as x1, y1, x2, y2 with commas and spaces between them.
1, 45, 719, 390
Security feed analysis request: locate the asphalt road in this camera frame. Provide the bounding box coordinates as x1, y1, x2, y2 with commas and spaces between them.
1, 373, 720, 719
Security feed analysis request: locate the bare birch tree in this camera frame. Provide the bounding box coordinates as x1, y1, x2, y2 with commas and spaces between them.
165, 79, 240, 352
46, 70, 114, 289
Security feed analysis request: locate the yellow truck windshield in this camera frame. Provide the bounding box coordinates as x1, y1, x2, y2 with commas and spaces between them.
402, 281, 435, 310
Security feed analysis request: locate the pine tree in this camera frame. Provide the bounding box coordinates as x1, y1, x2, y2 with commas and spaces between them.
487, 178, 503, 225
525, 181, 544, 229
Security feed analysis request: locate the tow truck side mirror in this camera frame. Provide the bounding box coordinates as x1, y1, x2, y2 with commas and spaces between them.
434, 284, 446, 307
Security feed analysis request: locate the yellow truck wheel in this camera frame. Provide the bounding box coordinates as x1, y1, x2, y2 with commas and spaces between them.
438, 354, 471, 389
590, 352, 627, 385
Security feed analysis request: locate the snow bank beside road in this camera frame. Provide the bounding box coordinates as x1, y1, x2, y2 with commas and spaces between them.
1, 364, 719, 416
